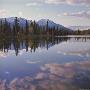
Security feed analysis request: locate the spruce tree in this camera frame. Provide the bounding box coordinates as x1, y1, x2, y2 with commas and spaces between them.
14, 17, 19, 35
46, 21, 49, 35
25, 20, 29, 35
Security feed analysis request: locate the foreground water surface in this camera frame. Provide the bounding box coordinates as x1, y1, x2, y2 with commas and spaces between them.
0, 36, 90, 90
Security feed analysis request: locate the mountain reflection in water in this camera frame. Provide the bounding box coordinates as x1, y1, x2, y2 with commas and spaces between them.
0, 36, 71, 56
0, 36, 90, 56
0, 36, 90, 90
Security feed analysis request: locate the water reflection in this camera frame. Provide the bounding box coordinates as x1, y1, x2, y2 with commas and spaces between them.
0, 36, 90, 56
0, 36, 90, 90
0, 61, 90, 90
0, 36, 70, 56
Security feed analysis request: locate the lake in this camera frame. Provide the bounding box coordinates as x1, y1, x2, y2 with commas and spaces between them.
0, 36, 90, 90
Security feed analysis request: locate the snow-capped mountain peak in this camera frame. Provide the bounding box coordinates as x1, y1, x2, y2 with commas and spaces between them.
37, 19, 64, 29
0, 17, 71, 31
0, 17, 31, 28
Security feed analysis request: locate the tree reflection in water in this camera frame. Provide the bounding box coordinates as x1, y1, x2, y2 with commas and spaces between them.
0, 36, 90, 90
0, 36, 71, 56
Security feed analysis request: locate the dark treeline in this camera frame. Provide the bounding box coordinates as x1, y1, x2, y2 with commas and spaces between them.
0, 17, 90, 37
0, 17, 72, 37
73, 29, 90, 35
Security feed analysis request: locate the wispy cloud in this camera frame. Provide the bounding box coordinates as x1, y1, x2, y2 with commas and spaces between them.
0, 9, 8, 17
26, 2, 42, 6
63, 11, 90, 18
41, 0, 90, 5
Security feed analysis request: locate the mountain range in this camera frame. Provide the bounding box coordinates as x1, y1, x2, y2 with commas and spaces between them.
0, 17, 71, 31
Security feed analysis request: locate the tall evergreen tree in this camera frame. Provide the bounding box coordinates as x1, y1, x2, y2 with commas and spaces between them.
4, 18, 9, 35
46, 21, 49, 35
33, 20, 37, 34
0, 20, 3, 32
25, 20, 29, 35
14, 17, 20, 35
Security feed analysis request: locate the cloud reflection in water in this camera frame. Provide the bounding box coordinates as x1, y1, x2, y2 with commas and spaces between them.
0, 61, 90, 90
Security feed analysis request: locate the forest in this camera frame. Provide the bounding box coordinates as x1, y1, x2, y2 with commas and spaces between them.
0, 17, 90, 38
0, 17, 73, 37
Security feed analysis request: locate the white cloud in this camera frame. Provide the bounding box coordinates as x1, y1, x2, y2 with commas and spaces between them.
0, 9, 8, 17
44, 0, 64, 4
63, 11, 90, 18
18, 11, 23, 17
40, 0, 90, 5
87, 11, 90, 14
26, 2, 41, 6
63, 12, 69, 16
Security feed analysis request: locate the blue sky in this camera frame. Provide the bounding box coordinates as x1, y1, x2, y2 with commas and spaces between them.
0, 0, 90, 26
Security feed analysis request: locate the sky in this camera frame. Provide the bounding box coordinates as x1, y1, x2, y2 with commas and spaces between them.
0, 0, 90, 26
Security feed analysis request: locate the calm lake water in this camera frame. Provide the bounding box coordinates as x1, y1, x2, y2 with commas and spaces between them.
0, 36, 90, 90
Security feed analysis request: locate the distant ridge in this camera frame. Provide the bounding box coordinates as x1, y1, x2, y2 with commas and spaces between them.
0, 17, 71, 31
68, 26, 90, 31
